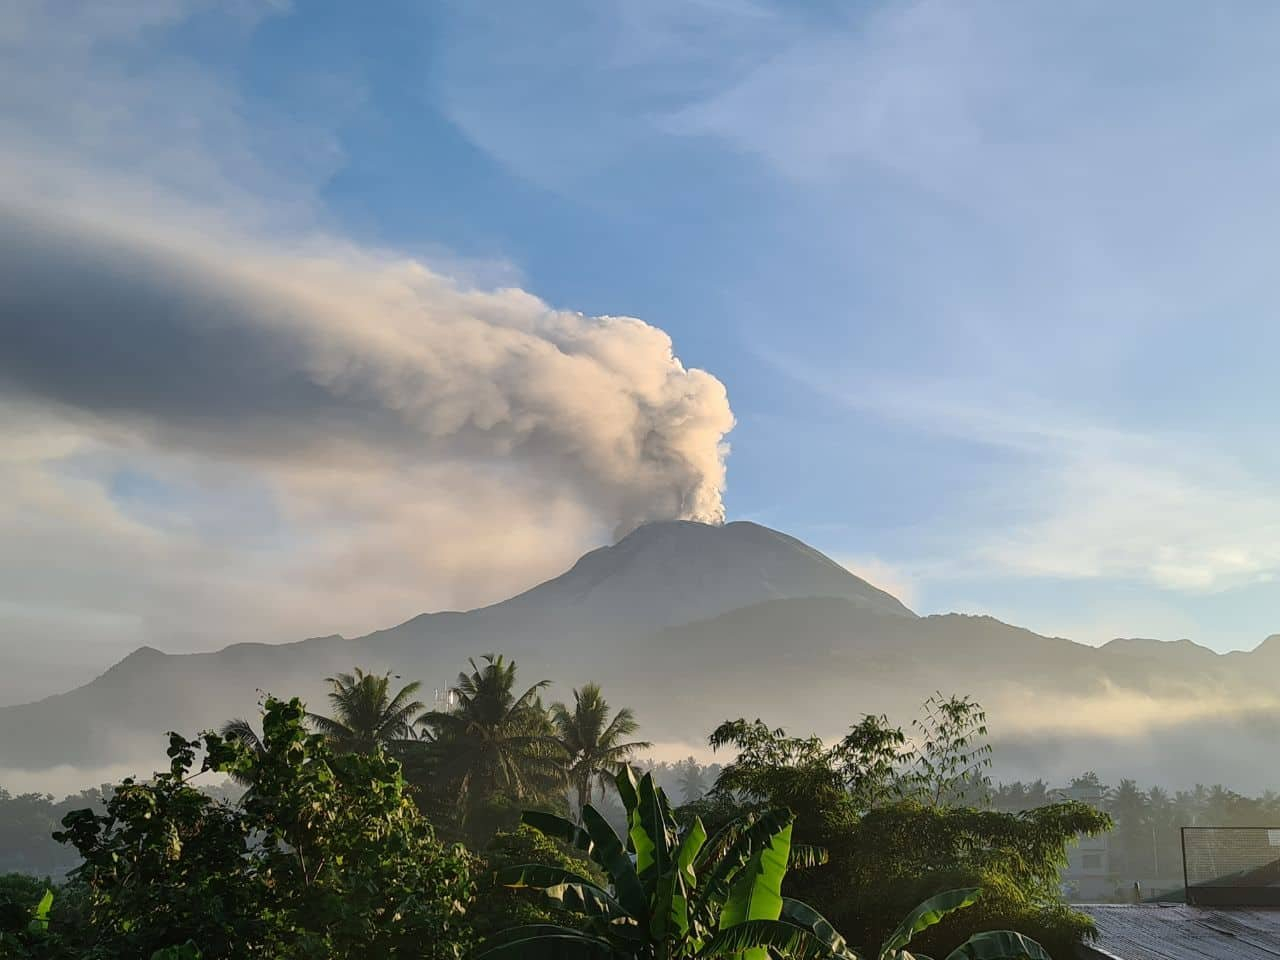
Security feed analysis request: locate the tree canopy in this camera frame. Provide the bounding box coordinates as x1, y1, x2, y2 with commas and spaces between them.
53, 697, 474, 960
0, 660, 1141, 960
552, 682, 652, 813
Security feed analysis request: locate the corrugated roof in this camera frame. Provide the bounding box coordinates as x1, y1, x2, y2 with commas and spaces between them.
1078, 904, 1280, 960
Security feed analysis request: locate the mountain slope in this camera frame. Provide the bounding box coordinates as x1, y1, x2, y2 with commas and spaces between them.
1, 520, 1277, 790
0, 520, 904, 768
363, 519, 911, 658
500, 519, 914, 624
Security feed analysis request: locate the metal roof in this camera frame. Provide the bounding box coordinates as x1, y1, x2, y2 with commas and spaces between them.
1077, 903, 1280, 960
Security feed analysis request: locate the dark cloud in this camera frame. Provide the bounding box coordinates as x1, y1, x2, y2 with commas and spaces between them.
0, 209, 390, 451
0, 204, 734, 533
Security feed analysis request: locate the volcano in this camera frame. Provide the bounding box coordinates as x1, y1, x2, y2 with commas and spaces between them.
3, 520, 1279, 789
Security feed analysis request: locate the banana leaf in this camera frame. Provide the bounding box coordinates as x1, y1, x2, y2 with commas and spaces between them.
780, 897, 863, 960
497, 863, 628, 923
691, 809, 794, 924
632, 772, 673, 883
943, 930, 1051, 960
677, 816, 709, 890
879, 888, 982, 958
719, 822, 793, 960
581, 804, 648, 919
521, 809, 593, 854
29, 890, 53, 933
699, 918, 856, 960
475, 924, 619, 959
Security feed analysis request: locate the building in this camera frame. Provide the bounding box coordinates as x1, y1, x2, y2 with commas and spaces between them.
1075, 826, 1280, 959
1054, 782, 1114, 902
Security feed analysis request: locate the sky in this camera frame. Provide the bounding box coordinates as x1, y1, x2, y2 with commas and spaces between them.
5, 0, 1280, 703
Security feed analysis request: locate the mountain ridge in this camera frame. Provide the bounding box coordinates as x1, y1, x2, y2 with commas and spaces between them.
2, 520, 1278, 789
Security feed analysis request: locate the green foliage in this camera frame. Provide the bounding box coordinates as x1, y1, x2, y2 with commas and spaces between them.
0, 873, 51, 914
898, 695, 993, 809
880, 887, 981, 957
485, 769, 1053, 960
481, 767, 857, 958
471, 824, 606, 940
149, 943, 202, 960
871, 887, 1052, 960
708, 694, 992, 820
676, 758, 711, 804
790, 800, 1105, 958
1055, 774, 1280, 898
939, 929, 1052, 960
552, 683, 652, 813
0, 883, 73, 960
703, 698, 1106, 958
0, 663, 1086, 960
0, 789, 109, 878
416, 654, 568, 843
837, 716, 909, 812
996, 774, 1280, 899
305, 668, 426, 755
709, 720, 859, 832
54, 696, 475, 960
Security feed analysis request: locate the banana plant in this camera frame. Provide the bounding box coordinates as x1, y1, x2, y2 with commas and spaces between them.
29, 890, 53, 934
871, 887, 1052, 960
477, 768, 1052, 960
477, 766, 853, 959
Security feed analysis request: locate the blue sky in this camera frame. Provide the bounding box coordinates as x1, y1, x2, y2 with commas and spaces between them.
299, 0, 1280, 648
4, 0, 1280, 699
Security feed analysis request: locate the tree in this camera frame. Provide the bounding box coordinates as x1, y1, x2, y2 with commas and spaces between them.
0, 883, 62, 960
54, 697, 475, 960
481, 766, 846, 959
677, 758, 710, 804
701, 702, 1107, 958
1107, 779, 1150, 881
551, 683, 651, 814
708, 696, 984, 821
991, 781, 1050, 813
709, 719, 852, 818
418, 654, 567, 841
871, 888, 1051, 960
899, 694, 992, 808
481, 768, 1050, 959
0, 791, 91, 878
217, 718, 264, 788
306, 667, 425, 755
833, 801, 1107, 957
1069, 772, 1105, 792
835, 715, 910, 812
469, 824, 607, 943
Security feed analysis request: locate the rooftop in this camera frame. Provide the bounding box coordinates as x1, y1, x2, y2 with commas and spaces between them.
1078, 903, 1280, 960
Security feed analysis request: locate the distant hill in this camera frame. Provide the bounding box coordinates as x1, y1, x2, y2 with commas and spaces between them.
2, 520, 1278, 788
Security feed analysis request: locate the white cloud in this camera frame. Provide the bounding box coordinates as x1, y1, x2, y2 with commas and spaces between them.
836, 555, 919, 609
819, 375, 1280, 594
664, 0, 992, 182
0, 2, 735, 698
0, 200, 735, 693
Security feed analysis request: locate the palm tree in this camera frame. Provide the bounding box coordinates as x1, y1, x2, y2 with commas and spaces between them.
1108, 778, 1151, 879
307, 667, 425, 755
676, 756, 709, 804
551, 682, 651, 814
219, 717, 265, 787
419, 654, 566, 827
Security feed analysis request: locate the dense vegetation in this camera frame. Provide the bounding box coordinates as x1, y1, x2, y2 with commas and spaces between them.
0, 655, 1136, 958
681, 701, 1107, 958
992, 772, 1280, 898
480, 768, 1051, 960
